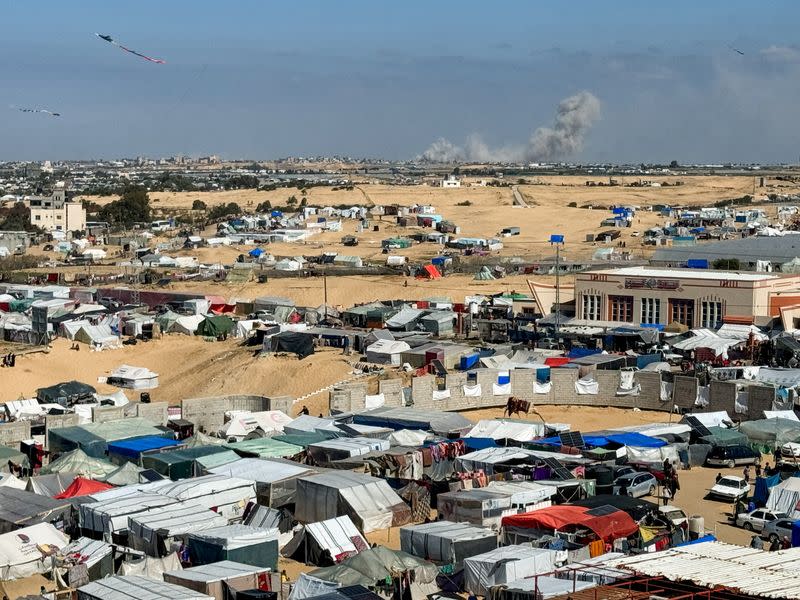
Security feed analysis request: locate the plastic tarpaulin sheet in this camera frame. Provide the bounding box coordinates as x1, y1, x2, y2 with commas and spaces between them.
766, 477, 800, 518
502, 505, 638, 542
464, 546, 556, 596
575, 376, 599, 395
463, 384, 482, 397
625, 445, 679, 465
617, 371, 640, 396
399, 521, 497, 565
466, 420, 547, 442
0, 523, 69, 580
493, 383, 511, 396
432, 389, 451, 401
535, 381, 552, 394
289, 573, 341, 600
364, 393, 385, 409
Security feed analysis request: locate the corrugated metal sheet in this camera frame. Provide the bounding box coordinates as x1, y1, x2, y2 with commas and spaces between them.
612, 541, 800, 599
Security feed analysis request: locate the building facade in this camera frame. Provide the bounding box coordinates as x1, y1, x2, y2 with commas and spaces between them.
28, 188, 87, 233
574, 266, 800, 328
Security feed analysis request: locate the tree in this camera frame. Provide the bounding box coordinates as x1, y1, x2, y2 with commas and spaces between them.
208, 202, 241, 220
256, 200, 272, 212
669, 160, 679, 168
712, 258, 740, 270
287, 195, 298, 207
0, 202, 39, 232
99, 186, 151, 227
192, 199, 207, 211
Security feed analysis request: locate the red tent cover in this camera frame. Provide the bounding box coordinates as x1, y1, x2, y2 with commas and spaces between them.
502, 505, 638, 542
54, 477, 113, 499
544, 357, 570, 367
421, 265, 442, 279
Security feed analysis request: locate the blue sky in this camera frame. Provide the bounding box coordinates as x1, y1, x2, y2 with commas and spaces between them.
3, 0, 800, 162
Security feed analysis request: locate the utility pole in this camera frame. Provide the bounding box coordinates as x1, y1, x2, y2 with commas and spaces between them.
323, 271, 328, 322
550, 234, 565, 341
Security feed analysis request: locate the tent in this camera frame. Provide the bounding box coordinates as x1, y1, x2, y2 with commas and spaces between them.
188, 524, 279, 570
766, 477, 800, 518
225, 437, 304, 459
437, 482, 556, 529
37, 380, 96, 406
172, 314, 204, 335
220, 410, 293, 439
310, 546, 438, 588
400, 521, 497, 565
79, 493, 179, 538
128, 502, 228, 556
0, 473, 26, 490
208, 458, 316, 507
352, 407, 473, 435
0, 487, 72, 534
155, 474, 256, 521
295, 471, 411, 533
307, 437, 390, 464
163, 561, 271, 600
77, 575, 213, 600
106, 365, 159, 390
107, 436, 183, 465
282, 515, 369, 566
421, 265, 442, 279
142, 446, 239, 480
196, 315, 235, 337
48, 417, 171, 458
0, 523, 70, 580
27, 472, 79, 496
61, 537, 115, 583
75, 323, 121, 350
268, 331, 315, 359
365, 340, 411, 365
100, 462, 148, 486
474, 266, 496, 281
183, 432, 227, 448
54, 477, 113, 499
741, 418, 800, 450
464, 546, 557, 596
502, 505, 638, 543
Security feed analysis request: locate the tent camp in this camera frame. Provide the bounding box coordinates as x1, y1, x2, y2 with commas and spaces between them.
400, 521, 497, 565
282, 515, 368, 566
464, 546, 558, 596
77, 575, 213, 600
142, 446, 239, 480
188, 524, 279, 570
295, 471, 411, 533
155, 474, 256, 521
0, 487, 72, 534
307, 437, 390, 464
128, 502, 228, 556
268, 331, 315, 359
0, 523, 70, 580
105, 365, 159, 389
208, 458, 316, 507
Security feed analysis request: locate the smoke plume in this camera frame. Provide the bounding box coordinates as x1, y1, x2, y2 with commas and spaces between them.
420, 91, 600, 163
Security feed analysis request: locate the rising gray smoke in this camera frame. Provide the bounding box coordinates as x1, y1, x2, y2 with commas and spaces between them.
420, 91, 600, 163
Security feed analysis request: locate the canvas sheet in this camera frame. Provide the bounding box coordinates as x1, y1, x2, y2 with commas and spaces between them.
463, 384, 482, 397
534, 381, 552, 394
492, 383, 512, 396
364, 393, 385, 410
432, 389, 451, 401
660, 382, 673, 403
575, 377, 599, 395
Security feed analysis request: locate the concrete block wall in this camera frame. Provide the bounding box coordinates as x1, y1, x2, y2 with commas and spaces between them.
327, 383, 368, 413
135, 402, 169, 426
181, 395, 285, 432
0, 421, 30, 447
379, 379, 404, 407
92, 405, 126, 423
269, 396, 295, 415
673, 376, 698, 409
708, 381, 737, 414
636, 371, 669, 411
749, 386, 775, 421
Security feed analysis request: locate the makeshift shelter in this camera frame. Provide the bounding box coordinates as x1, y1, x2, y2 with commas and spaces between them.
400, 521, 497, 566
220, 409, 293, 439
142, 446, 239, 480
741, 418, 800, 450
106, 365, 159, 389
189, 524, 279, 570
0, 523, 70, 580
54, 477, 113, 499
60, 537, 114, 583
75, 323, 121, 350
208, 458, 316, 507
268, 331, 315, 358
474, 266, 496, 280
282, 515, 369, 566
163, 561, 271, 600
420, 264, 442, 279
225, 437, 304, 459
437, 482, 556, 530
155, 474, 256, 521
77, 575, 213, 600
48, 417, 170, 458
0, 487, 72, 534
128, 502, 228, 556
197, 315, 235, 338
26, 472, 78, 497
37, 380, 96, 406
0, 445, 29, 471
308, 437, 390, 464
172, 314, 205, 335
309, 546, 438, 588
464, 546, 558, 596
502, 505, 639, 544
99, 462, 148, 486
365, 339, 411, 365
107, 436, 183, 465
352, 407, 473, 436
295, 471, 411, 533
79, 493, 179, 539
0, 473, 26, 490
766, 477, 800, 518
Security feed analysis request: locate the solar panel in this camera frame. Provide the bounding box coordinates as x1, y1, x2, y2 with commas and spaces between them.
684, 416, 712, 437
559, 431, 586, 449
585, 504, 618, 517
542, 456, 574, 481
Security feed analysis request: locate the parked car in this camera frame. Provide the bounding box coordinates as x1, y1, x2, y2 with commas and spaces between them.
781, 442, 800, 460
762, 518, 797, 544
612, 465, 638, 479
709, 476, 750, 501
736, 508, 787, 532
613, 472, 658, 498
706, 445, 760, 468
98, 296, 122, 310
658, 505, 688, 529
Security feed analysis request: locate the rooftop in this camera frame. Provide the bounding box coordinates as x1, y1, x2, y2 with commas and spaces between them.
588, 266, 782, 282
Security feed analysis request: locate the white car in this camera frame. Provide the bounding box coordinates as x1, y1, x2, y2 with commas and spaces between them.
781, 442, 800, 460
659, 505, 688, 528
710, 476, 750, 501
736, 508, 787, 532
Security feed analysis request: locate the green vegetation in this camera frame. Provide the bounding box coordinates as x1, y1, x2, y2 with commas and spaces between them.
99, 186, 151, 227
712, 258, 741, 270
0, 203, 39, 232
208, 202, 241, 220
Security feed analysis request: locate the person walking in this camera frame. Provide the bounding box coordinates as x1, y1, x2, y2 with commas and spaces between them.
743, 465, 751, 484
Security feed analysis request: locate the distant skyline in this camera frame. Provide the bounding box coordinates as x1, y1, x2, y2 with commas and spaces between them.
3, 1, 800, 163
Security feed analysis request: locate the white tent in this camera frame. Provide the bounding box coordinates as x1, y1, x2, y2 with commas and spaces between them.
465, 546, 557, 596
466, 419, 548, 441
766, 477, 800, 518
171, 314, 204, 335
106, 365, 159, 389
365, 340, 411, 365
82, 248, 108, 260
78, 575, 213, 600
155, 474, 256, 521
61, 319, 92, 340
0, 523, 70, 580
282, 515, 368, 565
400, 521, 497, 565
79, 494, 179, 538
75, 323, 121, 350
128, 502, 227, 556
221, 410, 293, 440
307, 437, 390, 463
208, 458, 314, 507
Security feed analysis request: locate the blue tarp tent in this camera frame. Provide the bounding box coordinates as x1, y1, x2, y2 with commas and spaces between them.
538, 432, 666, 449
107, 436, 182, 461
567, 347, 602, 359
249, 248, 264, 257
687, 259, 709, 269
460, 353, 480, 370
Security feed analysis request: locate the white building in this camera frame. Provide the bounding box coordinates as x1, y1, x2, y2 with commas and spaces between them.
28, 187, 86, 233
441, 174, 461, 188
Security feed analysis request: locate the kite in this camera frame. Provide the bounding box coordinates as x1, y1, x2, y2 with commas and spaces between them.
95, 33, 166, 64
728, 44, 745, 56
11, 105, 61, 117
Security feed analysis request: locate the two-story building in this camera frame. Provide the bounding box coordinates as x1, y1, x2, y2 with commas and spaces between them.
574, 266, 800, 328
28, 187, 86, 233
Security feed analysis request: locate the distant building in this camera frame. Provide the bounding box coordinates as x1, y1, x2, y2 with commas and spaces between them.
574, 266, 800, 328
28, 187, 86, 233
441, 174, 461, 188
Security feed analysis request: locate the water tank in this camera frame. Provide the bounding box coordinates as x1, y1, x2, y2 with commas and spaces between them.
586, 466, 613, 486
688, 515, 704, 539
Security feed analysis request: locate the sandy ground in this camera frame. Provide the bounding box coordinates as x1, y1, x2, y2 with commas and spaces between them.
3, 337, 355, 415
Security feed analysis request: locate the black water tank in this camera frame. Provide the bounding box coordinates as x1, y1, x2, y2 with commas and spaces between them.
586, 465, 613, 486
140, 392, 151, 404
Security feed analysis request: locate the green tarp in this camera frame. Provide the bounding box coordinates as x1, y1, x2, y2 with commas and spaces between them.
273, 431, 339, 448
310, 546, 438, 587
197, 315, 235, 337
48, 417, 169, 458
40, 449, 117, 478
142, 446, 239, 480
0, 446, 29, 468
701, 426, 749, 448
225, 438, 303, 459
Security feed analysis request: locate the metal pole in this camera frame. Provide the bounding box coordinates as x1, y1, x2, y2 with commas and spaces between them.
554, 243, 560, 340
323, 271, 328, 321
